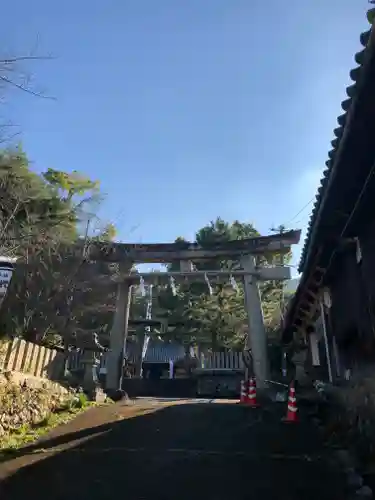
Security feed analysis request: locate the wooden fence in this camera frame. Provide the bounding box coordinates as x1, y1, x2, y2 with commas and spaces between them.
201, 351, 244, 370
0, 338, 65, 380
67, 350, 245, 372
0, 338, 244, 382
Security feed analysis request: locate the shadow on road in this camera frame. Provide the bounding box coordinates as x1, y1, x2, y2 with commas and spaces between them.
0, 402, 346, 500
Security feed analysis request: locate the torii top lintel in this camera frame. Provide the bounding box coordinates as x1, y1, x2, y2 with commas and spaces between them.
89, 230, 301, 264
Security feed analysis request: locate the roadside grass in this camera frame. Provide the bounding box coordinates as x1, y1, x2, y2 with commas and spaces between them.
0, 392, 112, 455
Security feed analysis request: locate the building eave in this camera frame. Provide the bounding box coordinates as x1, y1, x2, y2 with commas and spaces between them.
299, 9, 375, 275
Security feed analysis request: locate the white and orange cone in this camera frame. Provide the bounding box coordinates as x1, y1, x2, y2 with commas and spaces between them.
240, 379, 247, 404
282, 381, 298, 423
246, 377, 260, 408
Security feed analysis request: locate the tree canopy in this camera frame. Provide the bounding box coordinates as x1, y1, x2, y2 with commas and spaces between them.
0, 148, 288, 354
137, 218, 288, 353
0, 146, 117, 347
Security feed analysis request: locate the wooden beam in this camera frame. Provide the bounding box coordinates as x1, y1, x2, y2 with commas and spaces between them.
119, 267, 291, 285
298, 306, 311, 315
300, 296, 316, 307
308, 276, 323, 288
296, 300, 319, 320
87, 230, 302, 263
315, 266, 327, 275
256, 266, 291, 281
305, 289, 320, 301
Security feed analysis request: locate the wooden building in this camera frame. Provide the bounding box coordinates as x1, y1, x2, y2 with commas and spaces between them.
283, 8, 375, 383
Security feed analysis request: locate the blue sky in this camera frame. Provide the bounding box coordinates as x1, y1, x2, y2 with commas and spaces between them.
1, 0, 370, 274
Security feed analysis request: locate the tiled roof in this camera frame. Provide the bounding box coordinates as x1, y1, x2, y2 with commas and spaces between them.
298, 8, 375, 274
143, 341, 185, 363
127, 340, 186, 363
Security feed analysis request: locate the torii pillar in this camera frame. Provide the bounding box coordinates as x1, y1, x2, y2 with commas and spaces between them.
106, 264, 133, 392
241, 254, 269, 389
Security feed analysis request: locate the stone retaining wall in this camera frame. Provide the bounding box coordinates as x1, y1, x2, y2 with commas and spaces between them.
0, 372, 72, 437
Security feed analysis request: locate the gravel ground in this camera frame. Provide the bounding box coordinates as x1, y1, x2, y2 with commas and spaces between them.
0, 398, 347, 500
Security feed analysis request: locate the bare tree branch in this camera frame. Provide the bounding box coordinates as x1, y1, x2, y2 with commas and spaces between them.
0, 51, 55, 142
0, 56, 55, 64
0, 73, 55, 100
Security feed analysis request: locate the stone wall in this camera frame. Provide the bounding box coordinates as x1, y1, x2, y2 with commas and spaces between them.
0, 338, 64, 381
0, 372, 71, 437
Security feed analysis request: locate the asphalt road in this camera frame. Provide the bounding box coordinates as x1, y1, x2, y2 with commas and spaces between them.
0, 398, 346, 500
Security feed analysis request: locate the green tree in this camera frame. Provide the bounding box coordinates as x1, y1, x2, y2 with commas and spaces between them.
189, 218, 257, 349
152, 218, 286, 352
0, 147, 115, 348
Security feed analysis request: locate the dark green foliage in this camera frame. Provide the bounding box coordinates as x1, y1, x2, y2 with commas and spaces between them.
150, 218, 288, 351
0, 147, 116, 346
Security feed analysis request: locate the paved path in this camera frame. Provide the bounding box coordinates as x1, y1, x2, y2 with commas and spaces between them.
0, 398, 346, 499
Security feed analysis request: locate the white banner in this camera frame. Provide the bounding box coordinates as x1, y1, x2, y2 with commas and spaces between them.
142, 334, 150, 360
310, 333, 321, 366
0, 267, 13, 301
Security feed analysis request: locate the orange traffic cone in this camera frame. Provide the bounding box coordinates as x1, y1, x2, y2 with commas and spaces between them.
282, 381, 298, 423
240, 379, 247, 404
246, 377, 260, 407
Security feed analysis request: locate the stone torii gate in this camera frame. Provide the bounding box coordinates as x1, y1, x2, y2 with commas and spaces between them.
89, 230, 301, 391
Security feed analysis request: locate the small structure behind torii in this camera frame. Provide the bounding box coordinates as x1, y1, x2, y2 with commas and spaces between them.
89, 230, 301, 391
